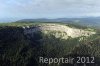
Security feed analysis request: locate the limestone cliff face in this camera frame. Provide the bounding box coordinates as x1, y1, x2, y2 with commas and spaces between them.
23, 24, 96, 39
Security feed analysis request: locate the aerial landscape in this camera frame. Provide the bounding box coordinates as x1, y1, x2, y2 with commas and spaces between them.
0, 0, 100, 66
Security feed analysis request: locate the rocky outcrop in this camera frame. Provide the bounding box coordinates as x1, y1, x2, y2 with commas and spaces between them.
23, 24, 96, 39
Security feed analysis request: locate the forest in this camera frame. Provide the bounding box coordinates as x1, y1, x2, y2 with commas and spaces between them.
0, 22, 100, 66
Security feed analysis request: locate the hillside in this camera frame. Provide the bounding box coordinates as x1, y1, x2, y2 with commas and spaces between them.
0, 22, 100, 66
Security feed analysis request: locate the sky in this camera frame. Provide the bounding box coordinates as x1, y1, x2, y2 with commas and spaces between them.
0, 0, 100, 20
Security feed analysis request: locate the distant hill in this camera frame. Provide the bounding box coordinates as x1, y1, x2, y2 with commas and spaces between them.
17, 17, 100, 27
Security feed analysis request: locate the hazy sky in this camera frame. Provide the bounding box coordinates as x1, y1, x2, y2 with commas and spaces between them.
0, 0, 100, 19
